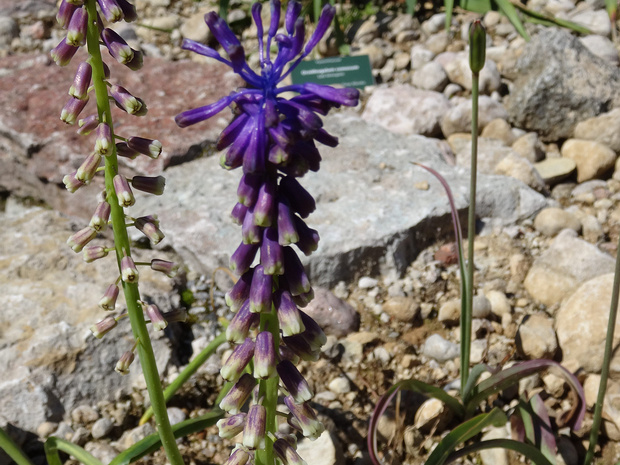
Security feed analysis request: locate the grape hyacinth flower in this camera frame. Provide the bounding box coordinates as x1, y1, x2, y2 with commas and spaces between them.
176, 1, 359, 463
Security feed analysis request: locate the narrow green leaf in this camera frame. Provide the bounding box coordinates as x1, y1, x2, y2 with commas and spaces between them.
112, 410, 224, 465
425, 408, 507, 465
219, 0, 230, 21
494, 0, 530, 40
445, 438, 556, 465
406, 0, 418, 16
445, 0, 455, 30
44, 437, 104, 465
462, 364, 494, 403
511, 1, 592, 34
460, 0, 492, 15
0, 427, 35, 465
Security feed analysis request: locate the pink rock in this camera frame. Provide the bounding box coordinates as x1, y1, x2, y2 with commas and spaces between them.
302, 287, 359, 338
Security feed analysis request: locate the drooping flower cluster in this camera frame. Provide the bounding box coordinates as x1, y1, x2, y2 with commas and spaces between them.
176, 2, 359, 464
54, 0, 181, 373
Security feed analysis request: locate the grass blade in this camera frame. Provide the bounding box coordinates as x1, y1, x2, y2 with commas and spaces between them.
44, 437, 104, 465
0, 427, 34, 465
445, 438, 555, 465
425, 408, 507, 465
510, 0, 592, 34
494, 0, 530, 40
406, 0, 418, 16
518, 394, 557, 464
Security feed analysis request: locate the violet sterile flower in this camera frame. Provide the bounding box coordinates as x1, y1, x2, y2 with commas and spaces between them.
176, 1, 359, 461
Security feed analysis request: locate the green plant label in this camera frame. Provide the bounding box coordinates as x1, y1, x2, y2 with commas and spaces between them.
291, 55, 374, 88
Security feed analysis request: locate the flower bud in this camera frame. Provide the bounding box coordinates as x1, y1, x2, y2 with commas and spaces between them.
217, 413, 246, 439
231, 202, 248, 225
284, 396, 325, 440
124, 49, 143, 71
66, 5, 87, 46
57, 1, 78, 29
97, 0, 124, 22
260, 227, 284, 275
294, 217, 319, 256
274, 438, 308, 465
77, 114, 99, 135
277, 200, 299, 246
225, 269, 253, 312
241, 209, 262, 245
110, 84, 146, 115
135, 216, 165, 244
282, 248, 311, 296
274, 290, 305, 337
282, 334, 319, 362
237, 173, 262, 208
230, 242, 259, 275
113, 174, 135, 207
249, 265, 272, 313
469, 20, 487, 74
146, 304, 167, 331
226, 300, 259, 344
150, 259, 178, 278
102, 28, 134, 63
120, 255, 139, 283
76, 152, 102, 184
60, 96, 89, 124
99, 283, 120, 311
131, 175, 165, 195
163, 309, 188, 323
67, 226, 97, 252
63, 171, 85, 193
219, 373, 257, 414
299, 311, 327, 350
127, 136, 162, 159
115, 142, 140, 159
68, 61, 92, 100
51, 37, 78, 66
220, 338, 255, 382
280, 176, 316, 218
277, 360, 313, 403
253, 180, 275, 227
115, 350, 135, 375
94, 123, 113, 156
116, 0, 137, 21
243, 404, 266, 450
254, 331, 276, 379
89, 201, 111, 231
83, 245, 109, 263
224, 447, 250, 465
90, 315, 117, 339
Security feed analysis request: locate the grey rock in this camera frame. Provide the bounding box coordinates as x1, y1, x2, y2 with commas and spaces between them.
382, 296, 420, 322
506, 29, 620, 141
166, 407, 187, 425
424, 30, 449, 55
328, 377, 351, 394
574, 108, 620, 153
568, 9, 611, 36
136, 112, 545, 288
560, 139, 616, 183
511, 131, 546, 163
534, 207, 582, 237
524, 229, 615, 307
481, 118, 517, 146
410, 45, 434, 70
303, 287, 360, 337
579, 35, 619, 64
91, 417, 114, 439
480, 426, 510, 465
115, 423, 156, 449
556, 274, 620, 373
0, 16, 18, 48
440, 96, 508, 137
486, 290, 511, 317
495, 152, 546, 191
362, 85, 451, 137
71, 405, 99, 425
53, 422, 74, 441
414, 397, 453, 432
71, 426, 90, 447
533, 158, 576, 184
353, 17, 379, 45
297, 431, 341, 465
421, 334, 459, 362
472, 294, 492, 319
437, 299, 461, 324
453, 137, 515, 174
442, 54, 501, 94
411, 61, 448, 91
84, 441, 119, 464
355, 40, 389, 69
515, 314, 558, 359
180, 8, 214, 43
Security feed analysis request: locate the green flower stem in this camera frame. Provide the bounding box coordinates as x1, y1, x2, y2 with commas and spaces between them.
255, 309, 280, 465
584, 232, 620, 464
84, 3, 183, 464
0, 427, 34, 465
139, 332, 228, 425
45, 437, 104, 465
461, 71, 479, 394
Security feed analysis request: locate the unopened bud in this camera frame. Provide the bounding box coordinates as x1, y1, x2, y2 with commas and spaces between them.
77, 114, 99, 135
68, 61, 92, 100
83, 245, 109, 263
89, 201, 111, 231
115, 350, 135, 375
115, 142, 139, 159
95, 123, 113, 156
51, 37, 78, 66
110, 84, 146, 116
99, 283, 120, 311
67, 226, 97, 252
127, 136, 162, 159
146, 304, 167, 331
150, 259, 178, 278
76, 152, 102, 184
97, 0, 124, 22
135, 216, 165, 244
113, 175, 135, 207
63, 171, 85, 193
66, 5, 87, 46
90, 315, 117, 339
469, 20, 487, 74
131, 176, 165, 195
60, 96, 89, 124
120, 255, 139, 283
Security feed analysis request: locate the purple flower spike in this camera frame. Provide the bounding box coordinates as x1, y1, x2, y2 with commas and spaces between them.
99, 283, 119, 311
253, 180, 276, 227
226, 300, 259, 343
135, 216, 165, 245
77, 114, 99, 135
277, 199, 299, 246
219, 372, 257, 413
221, 338, 256, 382
284, 396, 325, 440
67, 226, 97, 252
102, 28, 134, 64
113, 174, 135, 207
294, 216, 319, 256
254, 331, 276, 379
224, 447, 250, 465
66, 5, 87, 46
69, 62, 92, 100
97, 0, 124, 22
274, 289, 305, 336
277, 360, 313, 403
249, 265, 273, 313
242, 209, 263, 245
131, 175, 166, 195
217, 412, 247, 439
110, 84, 146, 115
282, 247, 311, 296
230, 242, 259, 275
60, 96, 89, 125
280, 176, 315, 218
274, 438, 308, 465
243, 404, 266, 450
237, 173, 262, 208
225, 269, 254, 312
57, 1, 78, 29
261, 227, 284, 275
127, 136, 162, 159
205, 12, 246, 73
176, 95, 233, 128
231, 202, 249, 226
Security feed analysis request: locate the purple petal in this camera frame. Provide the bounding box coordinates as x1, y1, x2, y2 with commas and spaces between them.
282, 247, 311, 296
231, 202, 249, 225
175, 95, 233, 128
253, 179, 276, 227
249, 265, 273, 313
274, 290, 305, 336
242, 208, 263, 244
225, 268, 254, 312
304, 5, 336, 55
205, 12, 246, 72
277, 199, 299, 246
277, 360, 313, 402
285, 1, 302, 35
260, 227, 284, 275
227, 300, 260, 343
254, 331, 276, 379
230, 242, 259, 274
218, 113, 251, 151
237, 173, 263, 207
280, 176, 316, 218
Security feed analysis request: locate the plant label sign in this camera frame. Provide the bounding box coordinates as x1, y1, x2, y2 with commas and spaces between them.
290, 55, 374, 89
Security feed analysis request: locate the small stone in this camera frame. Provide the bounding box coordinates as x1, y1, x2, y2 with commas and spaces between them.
353, 17, 379, 45
437, 299, 461, 324
509, 253, 529, 283
421, 334, 459, 362
411, 61, 448, 91
542, 372, 565, 398
410, 45, 434, 70
574, 108, 620, 153
481, 118, 516, 146
373, 346, 392, 364
382, 296, 420, 322
534, 157, 576, 184
328, 377, 351, 394
297, 431, 339, 465
579, 35, 619, 64
414, 398, 453, 432
166, 407, 186, 425
440, 96, 508, 137
560, 139, 616, 183
53, 422, 74, 441
568, 9, 611, 36
37, 421, 58, 438
302, 287, 360, 337
480, 426, 510, 465
393, 51, 410, 70
534, 207, 581, 237
84, 442, 119, 464
71, 427, 90, 447
443, 54, 501, 94
91, 417, 114, 439
71, 405, 99, 425
511, 132, 545, 163
486, 290, 511, 317
472, 294, 492, 319
495, 152, 546, 191
180, 9, 213, 43
115, 423, 156, 449
425, 31, 449, 55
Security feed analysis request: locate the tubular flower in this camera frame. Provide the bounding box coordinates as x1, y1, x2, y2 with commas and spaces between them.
176, 1, 359, 462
